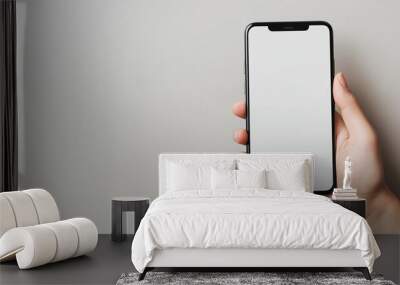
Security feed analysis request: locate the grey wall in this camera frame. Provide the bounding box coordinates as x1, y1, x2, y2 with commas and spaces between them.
17, 0, 400, 233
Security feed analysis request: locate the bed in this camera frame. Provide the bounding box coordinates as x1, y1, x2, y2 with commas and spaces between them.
131, 153, 380, 280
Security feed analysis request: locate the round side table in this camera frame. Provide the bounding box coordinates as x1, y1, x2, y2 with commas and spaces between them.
111, 197, 150, 242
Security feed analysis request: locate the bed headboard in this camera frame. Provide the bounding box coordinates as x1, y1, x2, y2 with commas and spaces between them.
159, 153, 314, 195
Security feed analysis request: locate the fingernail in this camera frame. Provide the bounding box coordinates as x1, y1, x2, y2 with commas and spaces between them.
337, 73, 348, 89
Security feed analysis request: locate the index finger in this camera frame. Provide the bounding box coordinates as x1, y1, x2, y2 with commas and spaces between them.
232, 101, 246, 119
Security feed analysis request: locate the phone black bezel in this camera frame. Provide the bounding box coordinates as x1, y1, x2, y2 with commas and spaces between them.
244, 21, 336, 194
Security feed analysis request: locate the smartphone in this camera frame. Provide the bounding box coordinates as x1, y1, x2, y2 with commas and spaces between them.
245, 21, 335, 192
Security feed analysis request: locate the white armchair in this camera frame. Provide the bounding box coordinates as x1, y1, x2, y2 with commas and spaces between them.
0, 189, 97, 269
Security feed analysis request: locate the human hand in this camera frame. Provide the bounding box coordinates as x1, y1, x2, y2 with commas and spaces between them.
232, 73, 400, 233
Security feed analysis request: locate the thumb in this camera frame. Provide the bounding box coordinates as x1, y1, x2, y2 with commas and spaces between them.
333, 73, 375, 140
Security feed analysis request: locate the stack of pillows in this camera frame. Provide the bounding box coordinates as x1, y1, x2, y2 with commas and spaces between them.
166, 159, 310, 192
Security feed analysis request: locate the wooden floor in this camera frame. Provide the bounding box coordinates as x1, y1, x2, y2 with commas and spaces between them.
0, 235, 398, 285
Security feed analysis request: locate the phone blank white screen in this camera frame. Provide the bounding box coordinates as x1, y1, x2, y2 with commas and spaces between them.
248, 25, 333, 191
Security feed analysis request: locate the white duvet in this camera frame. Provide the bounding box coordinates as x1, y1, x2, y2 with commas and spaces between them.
131, 189, 380, 272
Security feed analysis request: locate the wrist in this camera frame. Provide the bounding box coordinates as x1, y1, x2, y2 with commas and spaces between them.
367, 183, 393, 209
365, 183, 400, 233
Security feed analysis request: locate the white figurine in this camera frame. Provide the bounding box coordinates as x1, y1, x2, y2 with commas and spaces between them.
343, 156, 352, 190
333, 156, 357, 199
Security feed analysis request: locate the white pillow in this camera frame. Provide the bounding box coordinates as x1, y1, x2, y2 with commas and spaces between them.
237, 169, 267, 189
167, 160, 235, 191
211, 168, 236, 189
237, 159, 309, 192
211, 168, 267, 190
269, 162, 307, 191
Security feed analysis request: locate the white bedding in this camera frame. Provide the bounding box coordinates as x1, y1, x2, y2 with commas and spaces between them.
131, 189, 380, 273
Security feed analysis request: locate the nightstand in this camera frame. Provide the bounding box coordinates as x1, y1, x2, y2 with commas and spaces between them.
111, 197, 150, 242
332, 198, 366, 218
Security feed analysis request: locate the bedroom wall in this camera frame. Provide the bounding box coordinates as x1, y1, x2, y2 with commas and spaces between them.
17, 0, 400, 234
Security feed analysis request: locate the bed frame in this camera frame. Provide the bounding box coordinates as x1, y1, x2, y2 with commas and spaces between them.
139, 248, 370, 280
138, 153, 372, 281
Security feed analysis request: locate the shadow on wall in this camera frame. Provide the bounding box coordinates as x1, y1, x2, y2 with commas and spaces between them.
16, 1, 26, 188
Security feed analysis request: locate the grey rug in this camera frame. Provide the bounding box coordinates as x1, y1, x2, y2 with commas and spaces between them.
116, 272, 396, 285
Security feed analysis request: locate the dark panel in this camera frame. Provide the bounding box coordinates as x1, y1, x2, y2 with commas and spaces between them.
111, 200, 124, 241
